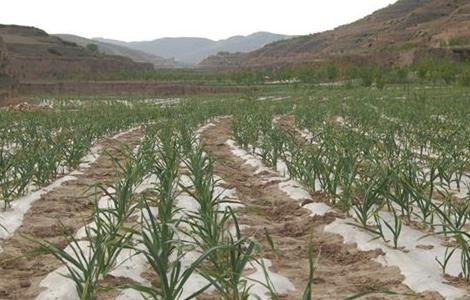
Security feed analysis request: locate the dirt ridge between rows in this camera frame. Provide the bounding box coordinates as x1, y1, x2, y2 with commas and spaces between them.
201, 117, 442, 300
0, 128, 143, 300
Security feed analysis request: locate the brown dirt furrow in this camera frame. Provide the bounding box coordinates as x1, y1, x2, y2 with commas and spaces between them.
200, 117, 441, 300
0, 127, 143, 300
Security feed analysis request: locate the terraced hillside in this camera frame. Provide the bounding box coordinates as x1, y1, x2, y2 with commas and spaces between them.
0, 36, 17, 104
0, 25, 153, 80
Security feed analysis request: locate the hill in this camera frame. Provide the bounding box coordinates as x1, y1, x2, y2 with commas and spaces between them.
95, 32, 291, 65
0, 36, 17, 103
0, 24, 153, 81
54, 34, 182, 68
200, 0, 470, 69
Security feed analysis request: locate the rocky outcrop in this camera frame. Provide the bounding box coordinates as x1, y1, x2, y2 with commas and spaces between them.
0, 25, 153, 81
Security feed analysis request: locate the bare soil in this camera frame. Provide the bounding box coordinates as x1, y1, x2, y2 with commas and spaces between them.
0, 97, 24, 108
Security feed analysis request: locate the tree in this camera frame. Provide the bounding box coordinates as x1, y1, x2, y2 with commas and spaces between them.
86, 43, 98, 52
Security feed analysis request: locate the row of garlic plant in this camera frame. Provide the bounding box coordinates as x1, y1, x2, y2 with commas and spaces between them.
0, 102, 162, 210
231, 92, 470, 279
0, 93, 243, 211
31, 97, 307, 300
131, 118, 296, 299
31, 132, 153, 299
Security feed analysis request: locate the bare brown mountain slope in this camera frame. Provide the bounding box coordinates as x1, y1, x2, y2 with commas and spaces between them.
0, 25, 153, 81
200, 0, 470, 69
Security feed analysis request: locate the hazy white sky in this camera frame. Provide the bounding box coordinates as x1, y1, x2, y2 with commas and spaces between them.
1, 0, 397, 41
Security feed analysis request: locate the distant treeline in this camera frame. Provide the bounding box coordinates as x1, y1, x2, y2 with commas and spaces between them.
52, 57, 470, 87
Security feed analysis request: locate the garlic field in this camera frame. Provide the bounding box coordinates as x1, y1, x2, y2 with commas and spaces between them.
0, 86, 469, 299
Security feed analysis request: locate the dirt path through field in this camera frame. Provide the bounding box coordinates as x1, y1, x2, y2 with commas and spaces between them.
0, 127, 143, 300
201, 117, 440, 300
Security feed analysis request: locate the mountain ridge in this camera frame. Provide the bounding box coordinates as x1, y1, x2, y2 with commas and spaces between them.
95, 32, 291, 64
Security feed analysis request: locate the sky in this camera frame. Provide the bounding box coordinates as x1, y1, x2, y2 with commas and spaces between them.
1, 0, 397, 41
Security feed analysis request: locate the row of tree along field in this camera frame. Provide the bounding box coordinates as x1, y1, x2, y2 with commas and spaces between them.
46, 57, 470, 88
